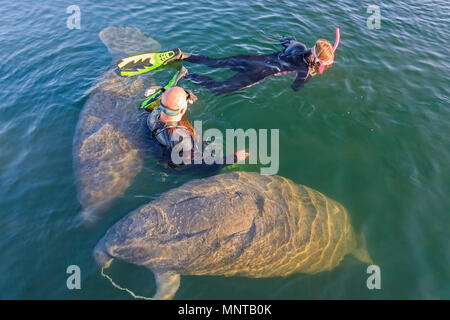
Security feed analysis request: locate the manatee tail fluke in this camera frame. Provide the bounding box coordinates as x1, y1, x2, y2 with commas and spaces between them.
117, 48, 183, 77
153, 270, 180, 300
352, 232, 373, 265
99, 26, 161, 59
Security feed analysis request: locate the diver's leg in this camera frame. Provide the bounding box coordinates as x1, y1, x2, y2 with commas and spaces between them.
184, 54, 261, 72
185, 73, 222, 91
187, 71, 266, 95
211, 67, 270, 95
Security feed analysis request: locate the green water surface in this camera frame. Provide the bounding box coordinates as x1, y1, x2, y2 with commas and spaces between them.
0, 0, 448, 299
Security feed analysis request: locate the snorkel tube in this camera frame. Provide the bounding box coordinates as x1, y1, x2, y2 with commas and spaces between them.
332, 28, 340, 53
317, 28, 340, 74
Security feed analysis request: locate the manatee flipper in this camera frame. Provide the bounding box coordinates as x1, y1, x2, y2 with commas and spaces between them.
152, 270, 180, 300
81, 198, 116, 224
352, 232, 373, 265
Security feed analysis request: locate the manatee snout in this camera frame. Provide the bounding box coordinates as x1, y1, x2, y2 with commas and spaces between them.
93, 239, 113, 268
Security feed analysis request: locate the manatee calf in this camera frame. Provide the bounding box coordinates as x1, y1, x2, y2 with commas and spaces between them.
94, 172, 372, 299
73, 27, 161, 222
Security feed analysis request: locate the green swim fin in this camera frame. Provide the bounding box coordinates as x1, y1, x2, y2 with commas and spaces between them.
140, 66, 188, 111
117, 48, 182, 77
220, 163, 245, 173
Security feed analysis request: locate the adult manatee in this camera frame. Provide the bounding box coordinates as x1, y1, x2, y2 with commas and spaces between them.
73, 27, 161, 222
94, 172, 372, 299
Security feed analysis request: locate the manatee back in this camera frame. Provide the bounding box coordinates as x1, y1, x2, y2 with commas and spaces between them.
98, 172, 362, 277
178, 172, 359, 277
101, 172, 265, 270
73, 27, 161, 221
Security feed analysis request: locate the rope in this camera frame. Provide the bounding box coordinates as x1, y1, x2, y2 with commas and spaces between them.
100, 264, 154, 300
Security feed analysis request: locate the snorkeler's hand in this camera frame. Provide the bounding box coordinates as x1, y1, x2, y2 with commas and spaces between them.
145, 86, 163, 97
291, 72, 308, 91
280, 38, 292, 47
186, 90, 198, 104
234, 150, 249, 163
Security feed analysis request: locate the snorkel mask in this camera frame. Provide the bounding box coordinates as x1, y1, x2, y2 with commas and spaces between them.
312, 28, 340, 74
160, 99, 187, 116
160, 103, 181, 116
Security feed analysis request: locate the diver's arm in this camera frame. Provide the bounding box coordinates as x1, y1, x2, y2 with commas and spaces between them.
291, 72, 309, 91
194, 139, 247, 168
281, 41, 310, 56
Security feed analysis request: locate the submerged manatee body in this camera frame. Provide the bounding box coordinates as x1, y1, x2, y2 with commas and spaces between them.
94, 172, 372, 299
73, 27, 161, 222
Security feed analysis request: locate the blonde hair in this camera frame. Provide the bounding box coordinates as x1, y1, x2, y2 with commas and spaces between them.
310, 39, 334, 76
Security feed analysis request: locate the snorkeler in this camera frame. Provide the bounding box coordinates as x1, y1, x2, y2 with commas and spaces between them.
141, 67, 247, 168
117, 29, 340, 95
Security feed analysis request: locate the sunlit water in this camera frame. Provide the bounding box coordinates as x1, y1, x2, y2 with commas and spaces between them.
0, 0, 448, 299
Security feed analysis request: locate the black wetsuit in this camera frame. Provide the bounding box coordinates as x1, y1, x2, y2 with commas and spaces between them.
184, 39, 313, 95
